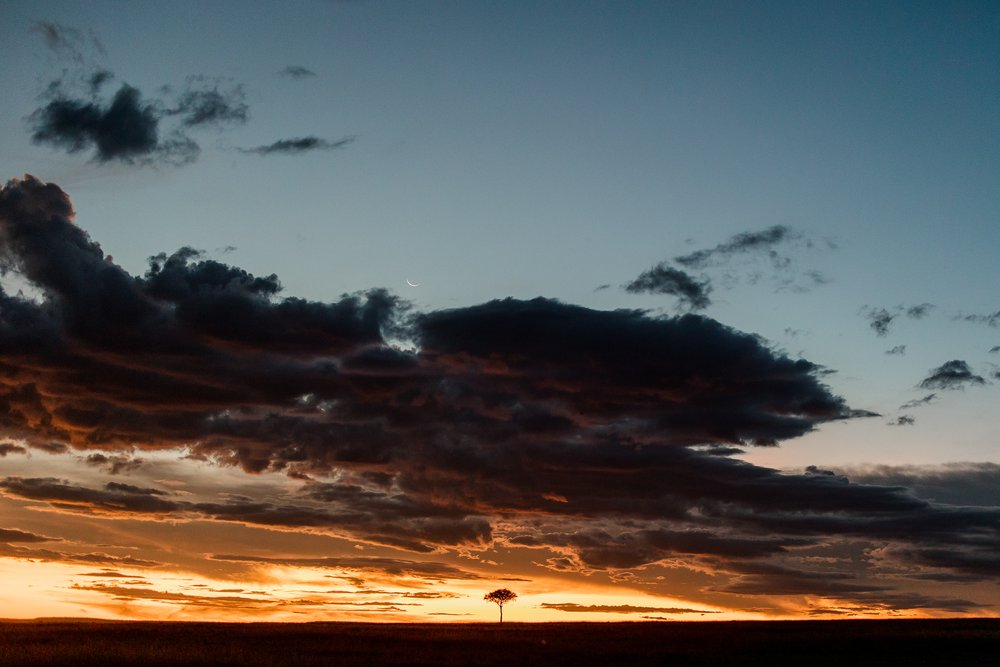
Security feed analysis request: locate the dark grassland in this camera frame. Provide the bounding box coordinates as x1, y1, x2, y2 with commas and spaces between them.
1, 619, 998, 666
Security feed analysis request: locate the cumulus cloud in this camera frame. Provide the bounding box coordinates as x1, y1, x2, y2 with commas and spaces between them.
918, 360, 986, 390
3, 176, 1000, 606
624, 263, 711, 310
239, 136, 356, 156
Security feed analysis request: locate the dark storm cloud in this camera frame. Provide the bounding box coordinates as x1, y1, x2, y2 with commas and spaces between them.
624, 263, 711, 310
674, 225, 795, 269
0, 443, 27, 456
846, 463, 1000, 507
541, 603, 715, 614
3, 176, 1000, 601
918, 360, 986, 390
279, 65, 317, 79
714, 562, 889, 596
239, 135, 356, 156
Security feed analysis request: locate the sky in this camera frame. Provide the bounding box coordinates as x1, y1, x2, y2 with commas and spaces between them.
0, 0, 998, 622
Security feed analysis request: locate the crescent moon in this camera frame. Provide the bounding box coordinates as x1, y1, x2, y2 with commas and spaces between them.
405, 279, 420, 287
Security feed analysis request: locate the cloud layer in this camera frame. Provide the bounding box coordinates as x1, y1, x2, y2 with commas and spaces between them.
2, 176, 998, 614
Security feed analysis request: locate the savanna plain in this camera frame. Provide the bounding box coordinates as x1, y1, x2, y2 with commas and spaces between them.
1, 619, 998, 666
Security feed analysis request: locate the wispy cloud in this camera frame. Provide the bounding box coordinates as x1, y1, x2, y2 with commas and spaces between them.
540, 603, 717, 614
279, 65, 317, 79
860, 303, 934, 337
239, 136, 356, 156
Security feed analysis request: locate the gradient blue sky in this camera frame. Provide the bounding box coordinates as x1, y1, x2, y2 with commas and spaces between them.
1, 1, 998, 620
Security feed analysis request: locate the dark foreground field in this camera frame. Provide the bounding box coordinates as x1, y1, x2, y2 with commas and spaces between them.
1, 619, 998, 666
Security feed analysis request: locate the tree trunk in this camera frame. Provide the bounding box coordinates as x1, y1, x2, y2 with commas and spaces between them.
500, 605, 503, 623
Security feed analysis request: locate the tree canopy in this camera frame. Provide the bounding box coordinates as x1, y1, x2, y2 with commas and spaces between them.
484, 588, 517, 623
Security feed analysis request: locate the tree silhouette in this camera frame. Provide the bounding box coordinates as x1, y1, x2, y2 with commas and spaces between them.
484, 588, 517, 623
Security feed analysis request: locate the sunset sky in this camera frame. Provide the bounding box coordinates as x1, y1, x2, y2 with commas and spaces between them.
1, 1, 999, 622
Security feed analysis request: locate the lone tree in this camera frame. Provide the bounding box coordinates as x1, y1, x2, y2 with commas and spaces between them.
484, 588, 517, 623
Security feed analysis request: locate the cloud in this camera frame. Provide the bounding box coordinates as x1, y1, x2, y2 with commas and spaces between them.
899, 394, 936, 410
906, 303, 934, 319
279, 66, 317, 79
4, 176, 1000, 604
29, 78, 250, 166
0, 443, 27, 457
239, 136, 356, 156
29, 84, 193, 164
962, 311, 1000, 327
989, 346, 999, 354
888, 415, 915, 426
210, 554, 483, 581
164, 79, 248, 127
27, 25, 250, 166
918, 360, 986, 390
845, 463, 1000, 507
626, 226, 831, 307
624, 264, 711, 310
675, 225, 796, 270
0, 540, 159, 567
85, 453, 143, 474
861, 307, 895, 337
860, 304, 935, 337
0, 527, 59, 543
885, 345, 906, 356
28, 442, 69, 454
30, 21, 104, 62
540, 603, 716, 614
